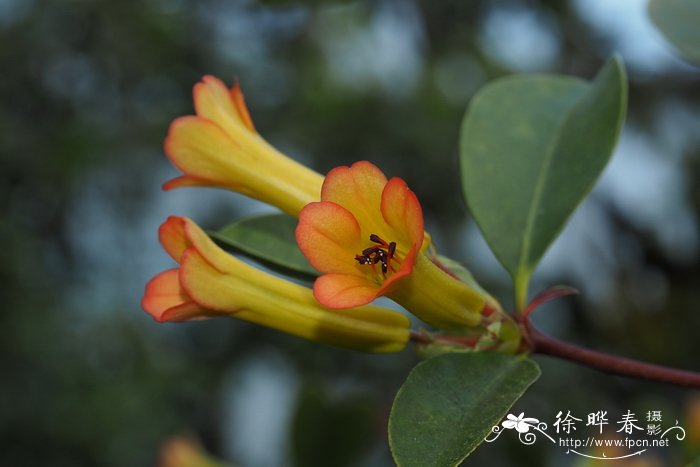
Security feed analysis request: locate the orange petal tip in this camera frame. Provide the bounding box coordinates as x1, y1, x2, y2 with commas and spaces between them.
158, 216, 188, 262
296, 201, 362, 274
231, 80, 256, 132
312, 273, 380, 309
142, 269, 192, 322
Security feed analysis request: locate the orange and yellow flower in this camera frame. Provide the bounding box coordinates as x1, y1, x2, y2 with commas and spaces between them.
296, 161, 486, 330
142, 216, 410, 353
163, 76, 324, 216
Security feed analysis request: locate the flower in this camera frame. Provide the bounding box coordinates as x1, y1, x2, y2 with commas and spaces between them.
296, 161, 486, 329
158, 436, 224, 467
501, 413, 539, 433
163, 76, 324, 216
142, 216, 410, 353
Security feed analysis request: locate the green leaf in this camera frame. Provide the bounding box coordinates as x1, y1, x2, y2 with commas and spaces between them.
389, 353, 540, 467
460, 56, 627, 309
649, 0, 700, 65
210, 213, 318, 278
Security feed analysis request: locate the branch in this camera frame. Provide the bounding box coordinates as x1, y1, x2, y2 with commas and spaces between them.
411, 285, 700, 388
526, 321, 700, 389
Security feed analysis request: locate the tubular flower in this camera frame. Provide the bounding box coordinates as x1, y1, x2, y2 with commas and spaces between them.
163, 76, 324, 217
296, 161, 486, 330
142, 216, 410, 353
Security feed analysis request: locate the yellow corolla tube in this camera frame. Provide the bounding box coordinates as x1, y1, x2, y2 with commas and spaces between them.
141, 216, 410, 353
163, 76, 324, 217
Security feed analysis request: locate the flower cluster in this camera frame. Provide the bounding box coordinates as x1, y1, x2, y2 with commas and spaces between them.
143, 76, 518, 353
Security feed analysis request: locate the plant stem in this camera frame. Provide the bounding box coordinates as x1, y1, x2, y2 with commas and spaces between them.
409, 330, 430, 344
526, 321, 700, 389
514, 273, 529, 314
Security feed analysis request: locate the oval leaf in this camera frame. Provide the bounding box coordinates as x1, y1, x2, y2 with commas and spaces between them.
649, 0, 700, 66
389, 353, 540, 467
460, 57, 627, 308
210, 213, 318, 278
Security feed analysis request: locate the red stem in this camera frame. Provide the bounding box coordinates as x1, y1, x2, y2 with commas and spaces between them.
526, 321, 700, 388
522, 286, 579, 321
409, 282, 700, 388
410, 330, 430, 344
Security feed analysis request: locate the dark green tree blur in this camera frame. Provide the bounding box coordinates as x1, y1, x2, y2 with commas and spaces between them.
1, 0, 699, 465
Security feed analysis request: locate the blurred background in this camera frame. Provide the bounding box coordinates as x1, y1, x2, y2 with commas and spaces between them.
2, 0, 700, 465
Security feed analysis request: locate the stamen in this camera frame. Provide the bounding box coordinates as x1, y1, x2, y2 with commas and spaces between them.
369, 234, 387, 247
354, 234, 398, 277
362, 246, 381, 256
354, 254, 371, 265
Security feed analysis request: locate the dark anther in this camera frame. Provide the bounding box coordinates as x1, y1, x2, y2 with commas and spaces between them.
354, 234, 397, 275
369, 234, 385, 245
388, 242, 396, 259
362, 246, 381, 256
354, 254, 371, 265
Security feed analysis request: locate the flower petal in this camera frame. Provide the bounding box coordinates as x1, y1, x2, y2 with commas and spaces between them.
231, 81, 256, 132
376, 244, 418, 296
296, 201, 364, 274
141, 269, 209, 322
194, 75, 256, 136
381, 177, 424, 247
159, 216, 189, 262
160, 302, 216, 322
179, 217, 243, 275
157, 216, 241, 275
162, 175, 210, 191
179, 248, 246, 312
321, 161, 388, 236
313, 273, 381, 309
163, 116, 250, 192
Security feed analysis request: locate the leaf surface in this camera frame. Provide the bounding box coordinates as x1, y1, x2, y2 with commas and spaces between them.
389, 353, 540, 467
460, 57, 626, 308
211, 214, 318, 278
